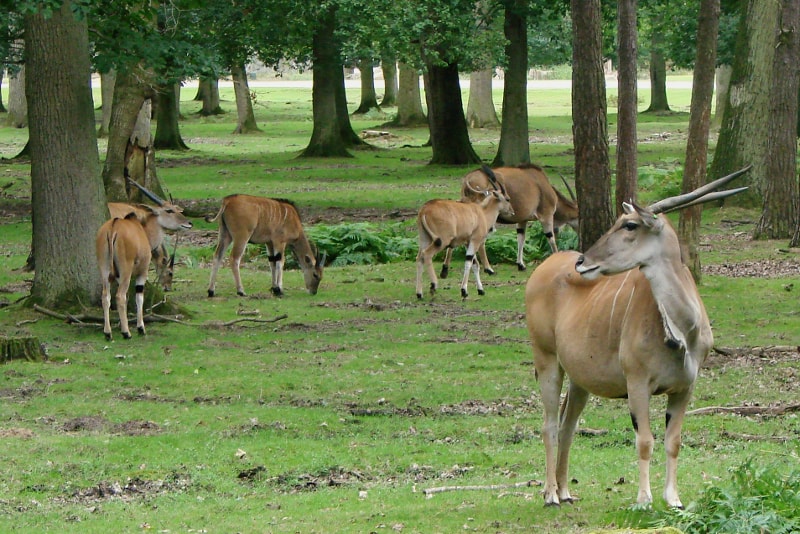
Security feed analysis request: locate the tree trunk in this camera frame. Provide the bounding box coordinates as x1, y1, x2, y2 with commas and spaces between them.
231, 63, 261, 134
710, 0, 781, 205
0, 69, 6, 112
616, 0, 638, 216
680, 0, 721, 281
754, 0, 800, 240
394, 62, 427, 126
353, 58, 380, 114
713, 65, 732, 127
426, 61, 480, 165
493, 0, 530, 167
301, 4, 351, 157
0, 337, 46, 362
572, 0, 613, 250
380, 55, 398, 107
644, 32, 671, 113
466, 69, 500, 128
153, 81, 189, 150
198, 77, 223, 115
336, 62, 365, 147
6, 63, 27, 128
25, 2, 107, 308
97, 70, 115, 138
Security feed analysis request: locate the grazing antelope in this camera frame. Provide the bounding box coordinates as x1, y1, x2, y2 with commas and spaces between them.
525, 166, 750, 508
96, 213, 152, 340
416, 185, 514, 299
442, 164, 578, 278
206, 195, 325, 297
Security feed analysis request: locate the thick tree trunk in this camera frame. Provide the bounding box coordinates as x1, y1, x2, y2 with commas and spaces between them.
380, 55, 398, 107
572, 0, 613, 250
231, 64, 261, 134
154, 81, 189, 150
25, 2, 107, 308
680, 0, 721, 280
616, 0, 638, 215
394, 63, 427, 126
336, 63, 365, 147
493, 0, 530, 167
97, 70, 115, 138
466, 69, 499, 128
301, 4, 351, 158
0, 69, 6, 112
644, 32, 671, 113
198, 77, 223, 115
754, 0, 800, 240
710, 0, 781, 205
426, 62, 480, 165
713, 65, 732, 127
6, 64, 27, 128
353, 58, 380, 114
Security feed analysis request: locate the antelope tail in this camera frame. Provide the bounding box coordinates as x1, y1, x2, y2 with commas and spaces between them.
205, 203, 226, 223
419, 214, 443, 247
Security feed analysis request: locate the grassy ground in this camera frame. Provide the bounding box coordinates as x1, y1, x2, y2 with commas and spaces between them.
0, 79, 798, 533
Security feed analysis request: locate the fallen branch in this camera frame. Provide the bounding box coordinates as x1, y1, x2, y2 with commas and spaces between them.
721, 430, 792, 443
422, 479, 542, 498
687, 402, 800, 417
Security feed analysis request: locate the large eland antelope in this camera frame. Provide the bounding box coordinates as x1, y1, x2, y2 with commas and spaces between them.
525, 166, 750, 508
442, 164, 578, 278
416, 184, 513, 299
206, 195, 325, 297
96, 214, 152, 340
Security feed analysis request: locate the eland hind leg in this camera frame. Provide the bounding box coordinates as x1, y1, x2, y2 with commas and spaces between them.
535, 351, 566, 506
208, 225, 233, 297
554, 383, 590, 504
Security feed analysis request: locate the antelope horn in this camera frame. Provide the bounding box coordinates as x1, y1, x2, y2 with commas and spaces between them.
648, 164, 752, 214
127, 178, 166, 206
480, 164, 508, 196
169, 234, 180, 265
559, 174, 576, 201
660, 187, 749, 213
465, 180, 490, 196
318, 251, 327, 268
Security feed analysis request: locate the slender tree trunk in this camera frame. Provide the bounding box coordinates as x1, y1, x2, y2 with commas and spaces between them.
493, 0, 530, 167
198, 77, 223, 115
616, 0, 638, 215
231, 63, 261, 134
466, 69, 500, 128
713, 65, 732, 127
644, 31, 670, 113
6, 63, 27, 128
97, 70, 115, 138
572, 0, 613, 250
353, 58, 380, 114
680, 0, 721, 280
754, 0, 800, 239
380, 55, 398, 107
426, 61, 480, 165
394, 63, 427, 126
25, 2, 106, 308
154, 82, 189, 150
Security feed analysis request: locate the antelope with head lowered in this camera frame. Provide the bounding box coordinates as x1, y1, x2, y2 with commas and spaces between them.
206, 195, 325, 297
442, 164, 578, 278
525, 166, 750, 508
416, 183, 513, 299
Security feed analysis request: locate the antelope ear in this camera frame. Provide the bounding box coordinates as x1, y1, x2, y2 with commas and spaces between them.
622, 202, 635, 214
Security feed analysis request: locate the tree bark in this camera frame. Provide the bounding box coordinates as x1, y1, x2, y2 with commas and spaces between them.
6, 63, 27, 128
25, 2, 107, 308
0, 337, 46, 362
644, 31, 671, 113
713, 65, 732, 127
336, 62, 365, 147
231, 63, 261, 134
426, 61, 480, 165
153, 81, 189, 150
380, 55, 398, 107
615, 0, 638, 215
680, 0, 721, 281
572, 0, 613, 250
0, 69, 6, 112
466, 69, 499, 128
710, 0, 781, 205
353, 58, 380, 114
393, 62, 427, 126
97, 70, 115, 138
754, 0, 800, 240
493, 0, 530, 167
198, 77, 223, 115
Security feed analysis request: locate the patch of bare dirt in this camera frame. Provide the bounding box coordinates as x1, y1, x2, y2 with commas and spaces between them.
703, 258, 800, 278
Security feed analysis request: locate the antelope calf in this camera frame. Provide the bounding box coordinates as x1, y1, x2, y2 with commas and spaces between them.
443, 164, 578, 277
96, 214, 152, 340
525, 167, 749, 507
206, 195, 325, 297
416, 186, 513, 299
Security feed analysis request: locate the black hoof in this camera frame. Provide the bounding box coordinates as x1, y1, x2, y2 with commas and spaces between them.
416, 293, 423, 300
207, 290, 215, 298
478, 289, 485, 296
104, 333, 112, 341
484, 268, 496, 276
237, 290, 246, 297
122, 332, 132, 340
517, 263, 526, 271
271, 287, 283, 297
440, 266, 449, 279
137, 327, 146, 336
461, 288, 468, 298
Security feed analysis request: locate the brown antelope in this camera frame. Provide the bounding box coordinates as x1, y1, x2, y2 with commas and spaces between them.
416, 185, 514, 299
96, 214, 152, 340
525, 166, 750, 508
442, 164, 578, 278
206, 195, 325, 297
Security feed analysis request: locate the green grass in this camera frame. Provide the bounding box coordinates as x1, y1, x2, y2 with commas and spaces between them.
0, 75, 798, 533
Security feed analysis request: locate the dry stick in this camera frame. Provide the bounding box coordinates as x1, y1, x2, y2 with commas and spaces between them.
687, 402, 800, 417
422, 479, 542, 498
721, 430, 792, 443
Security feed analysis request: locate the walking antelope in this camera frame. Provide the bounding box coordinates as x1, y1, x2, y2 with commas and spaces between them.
525, 166, 750, 507
206, 195, 325, 297
416, 184, 514, 299
442, 164, 578, 278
